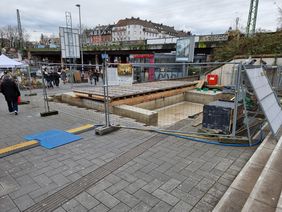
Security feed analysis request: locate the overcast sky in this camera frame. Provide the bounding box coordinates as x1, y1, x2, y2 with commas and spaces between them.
0, 0, 280, 41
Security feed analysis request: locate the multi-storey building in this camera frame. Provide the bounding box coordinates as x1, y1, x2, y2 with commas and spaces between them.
90, 25, 114, 45
112, 17, 190, 42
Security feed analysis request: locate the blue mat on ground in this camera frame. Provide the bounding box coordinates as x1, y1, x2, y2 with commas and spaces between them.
24, 130, 82, 149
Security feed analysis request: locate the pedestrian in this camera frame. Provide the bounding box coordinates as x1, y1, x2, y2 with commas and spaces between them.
53, 71, 60, 87
0, 72, 21, 115
61, 68, 67, 84
89, 69, 95, 84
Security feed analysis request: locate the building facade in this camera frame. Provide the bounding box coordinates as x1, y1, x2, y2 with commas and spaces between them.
90, 25, 114, 45
112, 17, 190, 42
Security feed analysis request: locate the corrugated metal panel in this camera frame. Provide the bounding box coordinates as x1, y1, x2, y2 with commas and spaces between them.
245, 67, 282, 135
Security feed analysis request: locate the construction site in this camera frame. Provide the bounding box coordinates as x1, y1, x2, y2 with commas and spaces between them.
1, 0, 282, 211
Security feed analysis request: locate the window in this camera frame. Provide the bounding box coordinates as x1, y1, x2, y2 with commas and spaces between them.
128, 31, 130, 34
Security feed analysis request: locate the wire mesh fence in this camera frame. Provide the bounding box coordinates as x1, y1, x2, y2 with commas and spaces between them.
2, 60, 280, 145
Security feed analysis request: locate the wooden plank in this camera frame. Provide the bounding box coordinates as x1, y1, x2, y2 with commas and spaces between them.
73, 81, 197, 100
195, 80, 205, 89
192, 113, 203, 127
110, 86, 195, 106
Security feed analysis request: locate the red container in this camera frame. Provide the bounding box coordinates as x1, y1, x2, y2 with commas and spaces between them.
207, 74, 218, 85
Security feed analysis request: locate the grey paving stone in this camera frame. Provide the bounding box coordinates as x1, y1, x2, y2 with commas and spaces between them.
9, 182, 40, 199
192, 201, 214, 212
62, 199, 80, 211
29, 183, 59, 202
124, 179, 147, 194
129, 201, 151, 212
199, 162, 217, 172
221, 172, 236, 181
76, 158, 93, 168
177, 181, 196, 193
67, 204, 88, 212
87, 179, 112, 196
148, 170, 171, 182
142, 179, 163, 193
212, 182, 228, 193
109, 202, 130, 212
51, 173, 70, 186
171, 188, 200, 206
33, 174, 52, 186
217, 177, 233, 187
152, 189, 179, 206
194, 178, 215, 193
180, 169, 203, 182
140, 163, 159, 174
132, 171, 154, 183
207, 187, 225, 199
114, 190, 140, 208
7, 208, 20, 212
185, 161, 205, 172
89, 204, 109, 212
160, 179, 181, 193
79, 164, 99, 176
201, 193, 219, 207
53, 207, 67, 212
106, 180, 129, 195
95, 191, 120, 208
105, 174, 122, 184
195, 169, 220, 182
125, 163, 145, 174
134, 189, 160, 207
0, 174, 20, 197
165, 170, 187, 182
75, 191, 99, 210
15, 175, 36, 186
0, 195, 16, 211
151, 201, 172, 212
117, 172, 138, 183
14, 194, 35, 211
170, 200, 193, 212
67, 173, 82, 182
188, 188, 205, 199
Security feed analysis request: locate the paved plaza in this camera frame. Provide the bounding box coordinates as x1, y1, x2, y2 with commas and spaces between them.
0, 87, 256, 212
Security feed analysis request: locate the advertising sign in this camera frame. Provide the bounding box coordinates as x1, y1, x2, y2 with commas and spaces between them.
117, 64, 133, 85
59, 27, 80, 59
176, 36, 195, 62
117, 64, 133, 76
107, 64, 133, 86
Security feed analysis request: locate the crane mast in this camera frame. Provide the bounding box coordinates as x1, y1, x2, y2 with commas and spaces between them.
246, 0, 259, 36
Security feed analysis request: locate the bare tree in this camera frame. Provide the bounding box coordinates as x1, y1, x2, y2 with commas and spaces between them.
0, 25, 30, 49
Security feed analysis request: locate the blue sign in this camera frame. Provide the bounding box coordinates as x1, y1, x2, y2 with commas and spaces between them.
101, 53, 109, 59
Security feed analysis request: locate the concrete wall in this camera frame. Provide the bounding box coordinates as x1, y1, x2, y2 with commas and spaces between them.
185, 90, 223, 104
135, 93, 185, 110
113, 105, 158, 125
58, 92, 105, 111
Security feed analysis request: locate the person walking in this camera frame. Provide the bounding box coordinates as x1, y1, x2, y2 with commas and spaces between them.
0, 73, 21, 115
61, 68, 67, 84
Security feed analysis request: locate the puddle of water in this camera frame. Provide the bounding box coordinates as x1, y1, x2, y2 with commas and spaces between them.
155, 101, 203, 127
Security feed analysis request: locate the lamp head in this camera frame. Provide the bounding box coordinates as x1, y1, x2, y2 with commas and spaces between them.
75, 4, 80, 7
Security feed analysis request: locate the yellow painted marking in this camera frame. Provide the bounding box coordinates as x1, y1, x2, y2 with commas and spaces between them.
0, 124, 95, 156
66, 124, 94, 134
0, 140, 38, 154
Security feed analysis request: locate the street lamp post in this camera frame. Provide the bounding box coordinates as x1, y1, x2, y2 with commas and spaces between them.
75, 4, 84, 72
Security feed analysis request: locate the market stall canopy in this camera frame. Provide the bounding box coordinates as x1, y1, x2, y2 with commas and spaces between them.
0, 54, 25, 68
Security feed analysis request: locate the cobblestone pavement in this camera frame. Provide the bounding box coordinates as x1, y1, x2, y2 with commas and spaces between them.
0, 87, 257, 211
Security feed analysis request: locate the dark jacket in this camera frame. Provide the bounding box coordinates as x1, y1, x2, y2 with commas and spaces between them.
0, 76, 21, 101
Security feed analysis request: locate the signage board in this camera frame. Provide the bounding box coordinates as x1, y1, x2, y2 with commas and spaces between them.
59, 27, 80, 59
176, 37, 195, 62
